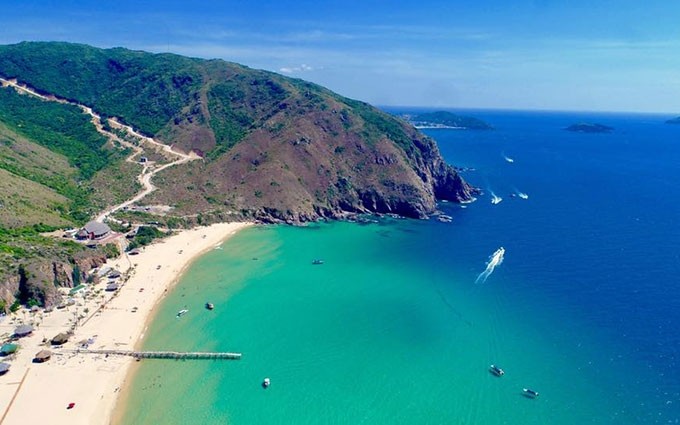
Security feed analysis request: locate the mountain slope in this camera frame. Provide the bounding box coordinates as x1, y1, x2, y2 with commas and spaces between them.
0, 41, 475, 222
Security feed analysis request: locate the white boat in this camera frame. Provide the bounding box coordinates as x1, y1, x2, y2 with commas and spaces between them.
262, 377, 271, 388
491, 194, 503, 204
176, 309, 188, 318
518, 192, 529, 200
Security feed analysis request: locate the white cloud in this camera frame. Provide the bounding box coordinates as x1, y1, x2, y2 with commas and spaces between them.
279, 63, 316, 74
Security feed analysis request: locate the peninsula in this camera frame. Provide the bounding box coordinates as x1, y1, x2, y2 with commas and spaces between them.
0, 41, 478, 425
0, 41, 478, 311
400, 111, 493, 130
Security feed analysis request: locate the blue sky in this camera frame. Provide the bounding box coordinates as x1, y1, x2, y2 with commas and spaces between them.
2, 1, 680, 113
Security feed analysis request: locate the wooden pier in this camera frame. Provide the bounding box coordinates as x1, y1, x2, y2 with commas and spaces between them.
68, 348, 241, 360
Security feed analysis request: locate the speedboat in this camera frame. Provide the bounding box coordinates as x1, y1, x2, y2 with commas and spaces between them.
312, 259, 324, 265
491, 194, 503, 204
205, 303, 214, 310
262, 377, 271, 388
176, 309, 188, 318
518, 192, 529, 200
523, 388, 539, 398
489, 364, 505, 376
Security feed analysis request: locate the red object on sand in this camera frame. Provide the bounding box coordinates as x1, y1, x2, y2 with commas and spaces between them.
67, 402, 75, 409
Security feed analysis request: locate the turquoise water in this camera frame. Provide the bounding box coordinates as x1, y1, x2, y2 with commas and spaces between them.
120, 110, 680, 424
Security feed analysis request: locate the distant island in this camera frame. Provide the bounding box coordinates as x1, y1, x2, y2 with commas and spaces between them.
565, 123, 613, 133
665, 117, 680, 124
401, 111, 493, 130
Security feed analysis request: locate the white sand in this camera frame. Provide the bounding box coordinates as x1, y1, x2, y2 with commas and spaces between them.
0, 222, 252, 424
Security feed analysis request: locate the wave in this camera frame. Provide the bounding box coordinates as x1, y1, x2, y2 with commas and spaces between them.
475, 247, 505, 284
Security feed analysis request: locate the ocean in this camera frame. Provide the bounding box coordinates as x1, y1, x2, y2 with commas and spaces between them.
118, 109, 680, 424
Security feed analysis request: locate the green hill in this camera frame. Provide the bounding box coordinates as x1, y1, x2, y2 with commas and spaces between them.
0, 41, 476, 223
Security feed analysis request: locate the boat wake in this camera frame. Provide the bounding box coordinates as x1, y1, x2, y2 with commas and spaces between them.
490, 191, 503, 204
475, 247, 505, 284
503, 153, 514, 163
517, 192, 529, 200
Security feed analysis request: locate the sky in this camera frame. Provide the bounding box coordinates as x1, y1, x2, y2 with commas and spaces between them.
2, 0, 680, 113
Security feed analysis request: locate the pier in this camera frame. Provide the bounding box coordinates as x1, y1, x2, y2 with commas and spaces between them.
68, 348, 242, 360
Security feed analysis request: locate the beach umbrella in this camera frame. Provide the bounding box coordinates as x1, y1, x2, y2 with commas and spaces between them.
34, 350, 52, 363
14, 324, 33, 337
51, 332, 69, 346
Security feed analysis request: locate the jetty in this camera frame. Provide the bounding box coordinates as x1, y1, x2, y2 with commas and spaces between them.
67, 348, 242, 360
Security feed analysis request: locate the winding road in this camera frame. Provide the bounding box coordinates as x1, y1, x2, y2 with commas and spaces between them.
0, 77, 200, 223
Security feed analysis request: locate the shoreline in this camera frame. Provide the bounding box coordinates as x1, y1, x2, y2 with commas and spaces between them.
0, 222, 253, 425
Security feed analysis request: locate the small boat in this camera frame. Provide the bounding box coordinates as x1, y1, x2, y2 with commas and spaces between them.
262, 377, 271, 388
176, 309, 188, 318
518, 192, 529, 200
491, 194, 503, 205
436, 215, 453, 223
205, 303, 214, 310
311, 259, 324, 265
523, 388, 539, 398
489, 364, 505, 376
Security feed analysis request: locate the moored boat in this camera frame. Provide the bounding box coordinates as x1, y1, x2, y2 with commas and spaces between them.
523, 388, 539, 398
489, 364, 505, 376
312, 259, 324, 265
205, 303, 214, 310
262, 377, 271, 388
176, 309, 188, 318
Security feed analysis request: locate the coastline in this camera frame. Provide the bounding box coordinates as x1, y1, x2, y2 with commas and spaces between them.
0, 222, 253, 425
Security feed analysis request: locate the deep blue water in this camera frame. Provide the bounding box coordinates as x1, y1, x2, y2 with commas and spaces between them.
411, 108, 680, 422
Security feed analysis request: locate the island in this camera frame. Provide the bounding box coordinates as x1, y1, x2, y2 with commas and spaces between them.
565, 123, 613, 133
400, 111, 493, 130
665, 117, 680, 124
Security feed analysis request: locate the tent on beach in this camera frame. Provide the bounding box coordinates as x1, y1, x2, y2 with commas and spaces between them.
34, 350, 52, 363
14, 324, 33, 337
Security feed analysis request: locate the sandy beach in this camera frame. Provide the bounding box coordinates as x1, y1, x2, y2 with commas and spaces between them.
0, 222, 252, 425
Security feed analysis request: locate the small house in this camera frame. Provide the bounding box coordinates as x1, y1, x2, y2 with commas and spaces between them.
13, 324, 33, 338
0, 343, 18, 356
77, 221, 111, 240
51, 332, 70, 346
34, 349, 52, 363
